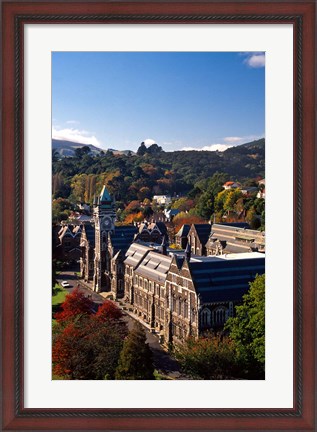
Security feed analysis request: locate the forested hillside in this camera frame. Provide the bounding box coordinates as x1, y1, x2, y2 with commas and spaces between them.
52, 139, 265, 205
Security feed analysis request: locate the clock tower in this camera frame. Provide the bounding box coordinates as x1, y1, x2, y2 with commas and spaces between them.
92, 185, 116, 292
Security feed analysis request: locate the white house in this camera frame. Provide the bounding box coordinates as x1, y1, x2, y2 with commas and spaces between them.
153, 195, 172, 206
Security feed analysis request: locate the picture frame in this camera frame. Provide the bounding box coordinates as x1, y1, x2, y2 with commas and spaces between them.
1, 1, 315, 430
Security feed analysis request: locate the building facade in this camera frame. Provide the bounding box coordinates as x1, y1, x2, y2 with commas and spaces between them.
80, 186, 137, 298
123, 242, 265, 346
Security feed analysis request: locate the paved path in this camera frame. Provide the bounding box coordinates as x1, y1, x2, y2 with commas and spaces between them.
56, 271, 187, 379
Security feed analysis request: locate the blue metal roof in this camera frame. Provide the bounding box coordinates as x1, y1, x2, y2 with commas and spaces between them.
189, 256, 265, 303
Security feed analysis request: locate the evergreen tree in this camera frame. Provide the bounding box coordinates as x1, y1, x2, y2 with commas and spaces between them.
115, 322, 154, 380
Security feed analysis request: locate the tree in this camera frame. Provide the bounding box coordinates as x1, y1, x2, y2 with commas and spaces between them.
115, 322, 154, 380
53, 316, 128, 379
54, 287, 94, 324
172, 212, 207, 233
225, 274, 265, 378
174, 334, 239, 379
75, 145, 91, 159
195, 192, 214, 220
95, 300, 123, 322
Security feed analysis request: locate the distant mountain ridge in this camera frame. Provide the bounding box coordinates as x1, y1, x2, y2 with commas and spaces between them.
52, 137, 264, 158
52, 139, 133, 157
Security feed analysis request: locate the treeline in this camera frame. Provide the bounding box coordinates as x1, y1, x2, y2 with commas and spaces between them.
52, 139, 265, 204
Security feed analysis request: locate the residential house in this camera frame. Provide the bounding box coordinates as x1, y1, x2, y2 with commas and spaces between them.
223, 181, 241, 190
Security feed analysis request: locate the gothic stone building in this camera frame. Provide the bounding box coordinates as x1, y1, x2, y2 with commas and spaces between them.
135, 221, 168, 244
188, 224, 211, 256
80, 185, 137, 298
175, 222, 265, 257
124, 242, 265, 346
55, 224, 82, 262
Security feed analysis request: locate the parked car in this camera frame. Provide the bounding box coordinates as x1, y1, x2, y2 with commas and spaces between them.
61, 281, 70, 288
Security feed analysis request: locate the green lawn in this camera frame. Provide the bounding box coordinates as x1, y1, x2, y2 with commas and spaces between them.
52, 284, 68, 323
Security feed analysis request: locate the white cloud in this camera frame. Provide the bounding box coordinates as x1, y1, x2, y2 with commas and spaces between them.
181, 144, 233, 152
52, 126, 102, 147
181, 134, 264, 152
143, 138, 156, 147
223, 135, 263, 145
244, 53, 265, 68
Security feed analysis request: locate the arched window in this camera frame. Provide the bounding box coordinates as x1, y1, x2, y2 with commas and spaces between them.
213, 307, 228, 325
201, 308, 211, 327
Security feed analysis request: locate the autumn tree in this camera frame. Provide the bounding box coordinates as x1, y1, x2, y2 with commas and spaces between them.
95, 300, 123, 322
172, 212, 207, 233
53, 316, 128, 379
115, 322, 154, 380
225, 274, 265, 378
54, 287, 94, 324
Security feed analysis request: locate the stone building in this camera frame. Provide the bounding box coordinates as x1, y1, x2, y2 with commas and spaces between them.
135, 221, 167, 244
187, 224, 211, 256
80, 223, 95, 282
55, 224, 82, 261
79, 185, 137, 298
123, 241, 265, 346
174, 224, 190, 249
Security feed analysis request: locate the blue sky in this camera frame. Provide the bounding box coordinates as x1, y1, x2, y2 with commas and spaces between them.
52, 52, 265, 152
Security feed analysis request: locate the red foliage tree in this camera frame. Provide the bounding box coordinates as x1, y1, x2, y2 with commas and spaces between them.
54, 287, 94, 323
53, 315, 128, 379
95, 300, 123, 322
52, 322, 81, 377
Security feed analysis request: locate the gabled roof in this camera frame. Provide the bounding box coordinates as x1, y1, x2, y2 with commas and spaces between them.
72, 225, 82, 234
124, 243, 152, 269
190, 224, 211, 246
148, 221, 167, 234
135, 250, 172, 283
175, 224, 191, 238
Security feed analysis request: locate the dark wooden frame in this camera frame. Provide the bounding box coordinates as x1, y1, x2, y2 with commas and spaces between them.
1, 1, 315, 430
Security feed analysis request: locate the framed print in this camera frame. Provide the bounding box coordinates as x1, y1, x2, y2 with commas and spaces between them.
1, 1, 315, 430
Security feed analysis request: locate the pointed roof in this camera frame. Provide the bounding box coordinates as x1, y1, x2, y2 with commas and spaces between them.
100, 185, 112, 203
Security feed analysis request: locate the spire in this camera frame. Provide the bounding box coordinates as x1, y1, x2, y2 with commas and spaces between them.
185, 240, 191, 261
99, 185, 112, 203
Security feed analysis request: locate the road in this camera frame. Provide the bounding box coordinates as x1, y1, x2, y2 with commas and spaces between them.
56, 271, 186, 379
